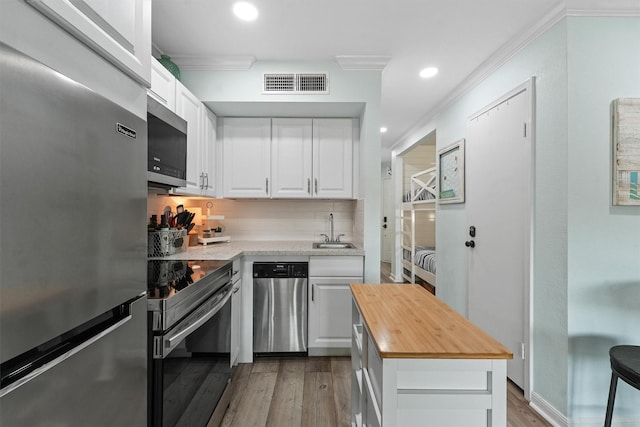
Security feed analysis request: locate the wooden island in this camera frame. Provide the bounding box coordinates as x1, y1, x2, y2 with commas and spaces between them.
350, 283, 513, 427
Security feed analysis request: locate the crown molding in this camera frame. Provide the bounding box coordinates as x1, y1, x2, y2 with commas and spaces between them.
391, 2, 566, 151
170, 55, 256, 71
566, 0, 640, 16
335, 55, 391, 71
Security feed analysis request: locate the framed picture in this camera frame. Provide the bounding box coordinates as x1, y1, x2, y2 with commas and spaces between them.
437, 139, 465, 204
612, 98, 640, 206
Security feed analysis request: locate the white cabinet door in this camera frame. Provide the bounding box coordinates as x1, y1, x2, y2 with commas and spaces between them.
313, 119, 353, 198
27, 0, 151, 85
148, 57, 175, 110
271, 118, 313, 198
308, 277, 362, 349
201, 108, 217, 196
175, 81, 203, 191
222, 118, 272, 198
230, 262, 242, 367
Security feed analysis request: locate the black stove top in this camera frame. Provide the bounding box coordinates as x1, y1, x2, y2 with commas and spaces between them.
147, 260, 231, 301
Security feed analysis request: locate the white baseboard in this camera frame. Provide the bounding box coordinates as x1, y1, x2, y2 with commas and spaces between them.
568, 416, 640, 427
530, 392, 568, 427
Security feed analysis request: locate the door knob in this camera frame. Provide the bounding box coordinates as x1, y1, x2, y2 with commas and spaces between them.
465, 240, 475, 248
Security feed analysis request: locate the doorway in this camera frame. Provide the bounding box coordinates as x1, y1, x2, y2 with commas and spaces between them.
381, 176, 393, 263
465, 80, 534, 395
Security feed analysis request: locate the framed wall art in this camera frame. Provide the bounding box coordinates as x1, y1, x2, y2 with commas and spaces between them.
437, 139, 465, 204
612, 98, 640, 206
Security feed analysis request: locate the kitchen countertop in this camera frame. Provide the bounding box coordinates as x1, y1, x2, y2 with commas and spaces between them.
351, 283, 513, 359
151, 240, 365, 261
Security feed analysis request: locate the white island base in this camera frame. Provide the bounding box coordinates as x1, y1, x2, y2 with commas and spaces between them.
351, 284, 512, 427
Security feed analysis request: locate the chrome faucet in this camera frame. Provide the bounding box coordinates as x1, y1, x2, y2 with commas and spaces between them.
320, 213, 345, 243
329, 213, 334, 242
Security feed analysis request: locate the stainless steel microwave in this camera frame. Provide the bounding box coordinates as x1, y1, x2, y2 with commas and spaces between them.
147, 96, 187, 188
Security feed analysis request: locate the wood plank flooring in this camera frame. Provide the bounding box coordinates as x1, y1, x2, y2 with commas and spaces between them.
219, 357, 551, 427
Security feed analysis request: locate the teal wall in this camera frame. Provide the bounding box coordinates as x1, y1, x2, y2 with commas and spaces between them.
567, 16, 640, 423
392, 19, 571, 415
391, 15, 640, 424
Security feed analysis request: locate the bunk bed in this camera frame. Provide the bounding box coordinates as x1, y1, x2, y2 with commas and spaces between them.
401, 167, 437, 289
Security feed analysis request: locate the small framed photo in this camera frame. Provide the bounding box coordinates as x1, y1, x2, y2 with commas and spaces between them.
437, 139, 465, 204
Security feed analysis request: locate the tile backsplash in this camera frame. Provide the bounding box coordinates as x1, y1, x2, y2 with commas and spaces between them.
148, 194, 357, 242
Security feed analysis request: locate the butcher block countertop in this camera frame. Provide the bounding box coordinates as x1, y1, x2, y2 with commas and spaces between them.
351, 283, 513, 360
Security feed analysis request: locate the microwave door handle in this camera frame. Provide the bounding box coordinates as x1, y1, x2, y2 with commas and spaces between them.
163, 287, 232, 356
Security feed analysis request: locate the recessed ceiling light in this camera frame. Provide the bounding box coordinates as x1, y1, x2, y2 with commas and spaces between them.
419, 67, 439, 79
233, 2, 258, 21
380, 127, 388, 133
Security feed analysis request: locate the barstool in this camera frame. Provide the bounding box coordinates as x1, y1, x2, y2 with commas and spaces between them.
604, 345, 640, 427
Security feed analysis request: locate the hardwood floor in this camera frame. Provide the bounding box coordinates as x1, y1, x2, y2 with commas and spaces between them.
380, 261, 393, 283
220, 357, 550, 427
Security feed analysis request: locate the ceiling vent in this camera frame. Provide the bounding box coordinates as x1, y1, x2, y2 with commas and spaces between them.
263, 73, 329, 94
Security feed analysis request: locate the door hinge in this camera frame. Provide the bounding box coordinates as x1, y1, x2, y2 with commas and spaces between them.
521, 342, 526, 360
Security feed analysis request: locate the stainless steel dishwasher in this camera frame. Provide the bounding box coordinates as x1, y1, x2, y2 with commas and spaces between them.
253, 262, 308, 355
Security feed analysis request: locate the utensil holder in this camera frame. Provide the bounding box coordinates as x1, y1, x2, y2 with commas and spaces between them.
148, 229, 188, 257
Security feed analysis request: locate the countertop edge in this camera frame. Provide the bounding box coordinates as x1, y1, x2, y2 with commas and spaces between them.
352, 283, 513, 360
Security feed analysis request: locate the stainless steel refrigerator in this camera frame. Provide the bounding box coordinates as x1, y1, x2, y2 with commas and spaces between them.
0, 42, 147, 426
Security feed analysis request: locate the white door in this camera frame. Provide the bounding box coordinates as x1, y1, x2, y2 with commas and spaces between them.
271, 118, 313, 198
201, 108, 216, 196
312, 119, 353, 198
381, 177, 393, 263
222, 118, 272, 198
466, 82, 532, 390
308, 277, 362, 349
175, 81, 203, 190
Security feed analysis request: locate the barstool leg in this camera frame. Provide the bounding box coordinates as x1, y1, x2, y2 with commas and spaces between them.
604, 372, 618, 427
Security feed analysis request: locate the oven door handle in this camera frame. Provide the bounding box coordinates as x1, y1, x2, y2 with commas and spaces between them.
160, 285, 232, 358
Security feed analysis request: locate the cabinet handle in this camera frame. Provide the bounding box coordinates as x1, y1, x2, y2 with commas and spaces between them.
265, 177, 269, 194
204, 173, 209, 190
314, 178, 318, 195
200, 173, 205, 190
307, 178, 311, 195
311, 284, 315, 302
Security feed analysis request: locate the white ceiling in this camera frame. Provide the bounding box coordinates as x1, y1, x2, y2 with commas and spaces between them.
152, 0, 563, 160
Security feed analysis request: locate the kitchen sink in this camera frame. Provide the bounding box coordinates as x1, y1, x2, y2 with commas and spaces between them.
312, 242, 356, 249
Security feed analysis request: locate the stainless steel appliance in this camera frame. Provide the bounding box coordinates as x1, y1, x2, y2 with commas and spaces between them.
147, 95, 187, 189
0, 42, 147, 426
253, 262, 308, 354
147, 260, 233, 427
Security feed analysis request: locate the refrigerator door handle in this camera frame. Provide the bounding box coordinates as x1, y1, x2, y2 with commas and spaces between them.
0, 314, 131, 398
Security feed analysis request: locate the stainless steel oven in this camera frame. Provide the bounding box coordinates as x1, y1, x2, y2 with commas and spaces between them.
147, 260, 233, 427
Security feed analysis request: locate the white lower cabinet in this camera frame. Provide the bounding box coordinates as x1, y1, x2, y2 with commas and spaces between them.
230, 258, 242, 366
308, 256, 363, 355
351, 298, 508, 427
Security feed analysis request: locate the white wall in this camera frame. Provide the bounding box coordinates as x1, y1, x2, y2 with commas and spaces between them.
566, 16, 640, 423
0, 0, 147, 118
180, 62, 382, 281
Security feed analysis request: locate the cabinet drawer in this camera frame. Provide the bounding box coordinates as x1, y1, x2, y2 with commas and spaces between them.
309, 256, 363, 277
363, 369, 381, 427
366, 334, 383, 407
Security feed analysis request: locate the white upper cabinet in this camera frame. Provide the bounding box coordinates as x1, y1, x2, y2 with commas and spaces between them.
27, 0, 151, 85
313, 119, 353, 199
222, 117, 354, 199
271, 118, 313, 198
148, 57, 176, 110
201, 108, 216, 197
222, 118, 272, 198
175, 81, 203, 191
